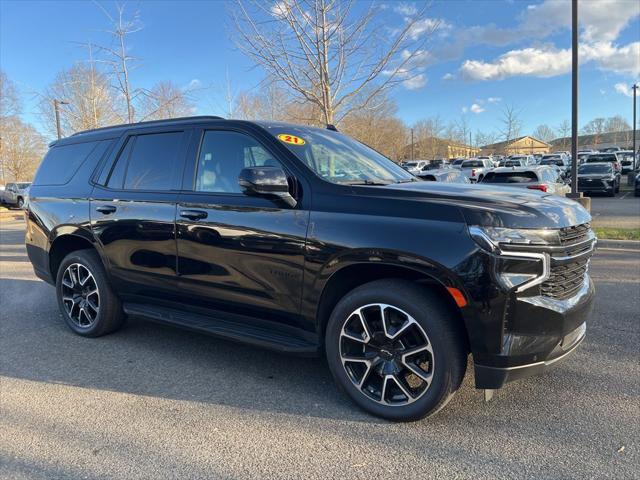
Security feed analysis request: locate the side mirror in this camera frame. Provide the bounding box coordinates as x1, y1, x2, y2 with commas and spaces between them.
238, 166, 297, 208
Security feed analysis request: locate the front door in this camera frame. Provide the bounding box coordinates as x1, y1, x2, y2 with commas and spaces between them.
91, 128, 190, 302
175, 128, 309, 326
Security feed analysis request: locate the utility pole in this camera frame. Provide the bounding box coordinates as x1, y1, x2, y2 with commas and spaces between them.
469, 131, 472, 157
53, 99, 69, 140
633, 84, 638, 167
410, 128, 414, 161
569, 0, 580, 199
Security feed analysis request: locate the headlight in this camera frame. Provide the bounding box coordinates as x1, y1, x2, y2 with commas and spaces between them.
469, 226, 551, 293
469, 226, 557, 251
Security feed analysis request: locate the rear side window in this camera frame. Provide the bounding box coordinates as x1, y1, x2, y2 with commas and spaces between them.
33, 140, 109, 186
482, 171, 538, 183
105, 132, 184, 191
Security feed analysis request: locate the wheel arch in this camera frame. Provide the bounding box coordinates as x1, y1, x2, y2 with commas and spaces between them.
49, 230, 100, 280
314, 258, 470, 349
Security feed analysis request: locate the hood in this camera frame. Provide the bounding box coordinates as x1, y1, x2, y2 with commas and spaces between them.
355, 181, 591, 229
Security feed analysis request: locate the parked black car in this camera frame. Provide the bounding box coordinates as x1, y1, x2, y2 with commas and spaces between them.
25, 116, 595, 421
578, 163, 620, 196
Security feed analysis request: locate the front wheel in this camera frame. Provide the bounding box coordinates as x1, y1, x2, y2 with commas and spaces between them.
325, 279, 467, 421
16, 197, 24, 209
56, 249, 125, 337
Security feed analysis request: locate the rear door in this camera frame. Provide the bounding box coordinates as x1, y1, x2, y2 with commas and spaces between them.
91, 127, 191, 302
174, 126, 309, 324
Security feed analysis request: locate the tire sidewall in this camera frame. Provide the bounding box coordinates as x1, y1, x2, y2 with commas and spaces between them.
325, 281, 462, 421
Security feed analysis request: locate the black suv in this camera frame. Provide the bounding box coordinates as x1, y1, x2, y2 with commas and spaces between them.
25, 116, 595, 421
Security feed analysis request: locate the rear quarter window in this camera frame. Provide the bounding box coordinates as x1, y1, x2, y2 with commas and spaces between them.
33, 140, 111, 186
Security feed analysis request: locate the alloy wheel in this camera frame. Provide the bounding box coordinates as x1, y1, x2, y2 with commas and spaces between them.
61, 263, 100, 328
339, 303, 434, 406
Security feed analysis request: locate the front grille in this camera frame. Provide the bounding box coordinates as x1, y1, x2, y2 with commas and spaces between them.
558, 222, 591, 246
541, 258, 589, 300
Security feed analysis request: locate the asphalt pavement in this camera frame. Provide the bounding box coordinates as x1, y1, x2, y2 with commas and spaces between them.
1, 215, 638, 480
589, 190, 640, 229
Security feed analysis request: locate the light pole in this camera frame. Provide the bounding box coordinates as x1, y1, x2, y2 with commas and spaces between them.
53, 99, 69, 140
410, 128, 414, 161
569, 0, 579, 197
633, 83, 638, 167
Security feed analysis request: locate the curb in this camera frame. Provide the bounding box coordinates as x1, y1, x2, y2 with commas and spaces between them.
597, 239, 640, 250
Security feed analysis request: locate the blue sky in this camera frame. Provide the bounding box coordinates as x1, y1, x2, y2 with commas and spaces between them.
1, 0, 639, 138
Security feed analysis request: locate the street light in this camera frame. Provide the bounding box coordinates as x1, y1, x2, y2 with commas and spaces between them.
569, 0, 579, 198
633, 83, 638, 166
53, 99, 69, 140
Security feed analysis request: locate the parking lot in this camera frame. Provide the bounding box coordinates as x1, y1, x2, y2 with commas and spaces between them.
1, 214, 638, 480
590, 192, 640, 229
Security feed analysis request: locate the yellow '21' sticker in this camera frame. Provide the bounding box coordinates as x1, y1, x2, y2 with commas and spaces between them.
278, 134, 306, 146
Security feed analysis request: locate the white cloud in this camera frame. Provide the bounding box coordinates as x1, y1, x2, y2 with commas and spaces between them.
408, 18, 450, 40
487, 97, 501, 103
614, 83, 633, 98
270, 1, 290, 18
394, 3, 417, 16
442, 73, 455, 81
461, 106, 468, 114
460, 40, 640, 81
402, 74, 427, 90
470, 103, 485, 114
460, 46, 571, 81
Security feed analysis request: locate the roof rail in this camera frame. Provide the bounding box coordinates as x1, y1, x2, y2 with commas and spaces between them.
71, 115, 225, 136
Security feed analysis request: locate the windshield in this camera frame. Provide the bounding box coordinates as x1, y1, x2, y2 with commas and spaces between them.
17, 183, 30, 189
404, 162, 419, 167
482, 171, 538, 183
541, 159, 563, 166
586, 155, 616, 163
462, 160, 484, 168
579, 164, 612, 174
262, 125, 414, 185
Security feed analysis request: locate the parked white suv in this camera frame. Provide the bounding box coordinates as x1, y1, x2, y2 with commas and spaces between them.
1, 182, 31, 208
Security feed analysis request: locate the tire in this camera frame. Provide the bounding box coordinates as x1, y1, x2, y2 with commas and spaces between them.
16, 197, 24, 209
607, 187, 615, 197
325, 279, 467, 421
55, 249, 125, 337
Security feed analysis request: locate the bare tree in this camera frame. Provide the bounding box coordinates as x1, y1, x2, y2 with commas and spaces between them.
475, 131, 500, 149
232, 0, 435, 125
532, 124, 556, 143
582, 117, 607, 148
90, 3, 143, 123
499, 104, 522, 146
0, 71, 21, 118
138, 81, 196, 121
555, 120, 571, 150
413, 117, 444, 159
0, 116, 46, 181
38, 63, 122, 137
341, 92, 407, 161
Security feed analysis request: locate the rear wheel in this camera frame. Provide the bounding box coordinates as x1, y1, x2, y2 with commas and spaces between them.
325, 279, 467, 421
16, 197, 24, 209
56, 249, 125, 337
607, 187, 615, 197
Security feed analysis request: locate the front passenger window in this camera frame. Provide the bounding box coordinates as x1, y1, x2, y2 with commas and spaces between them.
195, 131, 281, 193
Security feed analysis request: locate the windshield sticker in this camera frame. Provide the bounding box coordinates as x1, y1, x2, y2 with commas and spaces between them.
277, 134, 305, 146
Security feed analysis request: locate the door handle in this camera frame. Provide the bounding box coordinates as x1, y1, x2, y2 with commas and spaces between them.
96, 205, 117, 214
179, 209, 208, 220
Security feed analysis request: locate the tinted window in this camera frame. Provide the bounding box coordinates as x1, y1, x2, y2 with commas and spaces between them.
33, 141, 105, 186
586, 154, 617, 163
106, 132, 184, 190
579, 164, 612, 174
124, 132, 183, 190
195, 131, 281, 193
462, 160, 484, 168
106, 137, 134, 189
482, 171, 538, 183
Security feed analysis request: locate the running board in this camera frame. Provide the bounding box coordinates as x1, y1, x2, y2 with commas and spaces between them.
123, 303, 318, 355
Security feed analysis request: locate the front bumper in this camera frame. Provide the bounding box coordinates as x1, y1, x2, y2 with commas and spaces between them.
473, 275, 594, 389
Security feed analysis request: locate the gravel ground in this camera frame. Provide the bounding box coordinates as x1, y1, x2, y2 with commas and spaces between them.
1, 217, 638, 480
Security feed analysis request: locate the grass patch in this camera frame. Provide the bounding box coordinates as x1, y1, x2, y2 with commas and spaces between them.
594, 227, 640, 241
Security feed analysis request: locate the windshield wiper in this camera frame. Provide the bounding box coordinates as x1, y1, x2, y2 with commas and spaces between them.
344, 180, 392, 186
395, 178, 418, 183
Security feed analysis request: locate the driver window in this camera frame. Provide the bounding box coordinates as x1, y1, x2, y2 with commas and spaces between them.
195, 131, 280, 193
